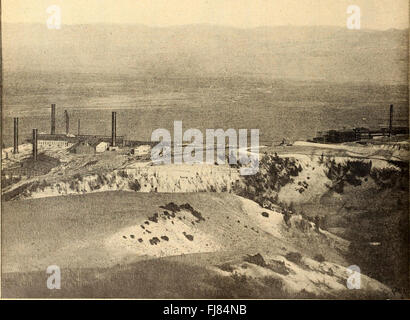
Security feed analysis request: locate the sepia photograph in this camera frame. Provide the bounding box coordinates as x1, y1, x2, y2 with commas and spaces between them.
1, 0, 409, 302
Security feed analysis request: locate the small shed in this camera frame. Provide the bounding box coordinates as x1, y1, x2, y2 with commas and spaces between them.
131, 145, 151, 156
69, 141, 95, 154
96, 141, 109, 153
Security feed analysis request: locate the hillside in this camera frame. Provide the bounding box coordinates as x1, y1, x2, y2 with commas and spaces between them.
3, 24, 408, 83
2, 191, 391, 298
2, 139, 408, 297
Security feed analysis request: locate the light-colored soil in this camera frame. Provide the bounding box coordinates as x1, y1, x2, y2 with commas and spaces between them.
2, 140, 407, 298
2, 191, 393, 298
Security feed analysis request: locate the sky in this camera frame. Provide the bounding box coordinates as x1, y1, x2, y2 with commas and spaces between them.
2, 0, 409, 30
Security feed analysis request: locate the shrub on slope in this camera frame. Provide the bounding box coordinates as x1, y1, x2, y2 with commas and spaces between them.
324, 158, 372, 194
234, 153, 302, 209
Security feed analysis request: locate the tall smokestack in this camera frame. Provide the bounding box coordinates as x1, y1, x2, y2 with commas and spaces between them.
51, 104, 56, 135
32, 129, 38, 160
111, 111, 117, 147
389, 104, 393, 137
13, 117, 19, 154
77, 119, 81, 136
64, 110, 69, 134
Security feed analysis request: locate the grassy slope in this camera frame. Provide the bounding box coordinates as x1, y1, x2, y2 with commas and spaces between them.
1, 191, 331, 270
2, 191, 359, 298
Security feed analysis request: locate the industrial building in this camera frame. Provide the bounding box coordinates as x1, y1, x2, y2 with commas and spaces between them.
312, 105, 409, 144
30, 105, 124, 157
96, 141, 110, 153
69, 139, 112, 154
38, 134, 77, 148
130, 145, 151, 156
69, 140, 96, 154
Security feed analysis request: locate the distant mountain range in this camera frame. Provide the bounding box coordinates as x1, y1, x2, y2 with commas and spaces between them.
2, 23, 408, 83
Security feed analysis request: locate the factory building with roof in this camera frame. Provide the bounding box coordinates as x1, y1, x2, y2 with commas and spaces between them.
37, 134, 78, 148
34, 105, 124, 155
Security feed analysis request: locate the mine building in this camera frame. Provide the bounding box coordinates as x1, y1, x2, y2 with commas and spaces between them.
96, 141, 110, 153
69, 136, 123, 154
312, 105, 408, 144
130, 145, 151, 156
69, 140, 96, 154
36, 104, 124, 152
38, 134, 78, 148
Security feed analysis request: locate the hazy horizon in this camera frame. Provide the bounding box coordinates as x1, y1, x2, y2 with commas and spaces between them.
3, 0, 409, 31
2, 21, 409, 32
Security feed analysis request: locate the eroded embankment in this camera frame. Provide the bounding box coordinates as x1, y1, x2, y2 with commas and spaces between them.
3, 164, 240, 200
232, 149, 408, 295
3, 142, 407, 204
2, 144, 408, 295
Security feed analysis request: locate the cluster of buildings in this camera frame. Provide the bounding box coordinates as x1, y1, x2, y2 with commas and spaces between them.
12, 102, 407, 161
312, 105, 408, 144
13, 104, 126, 160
